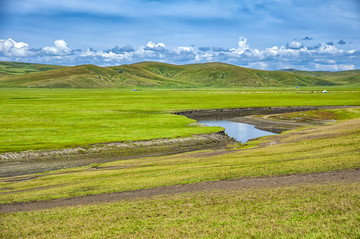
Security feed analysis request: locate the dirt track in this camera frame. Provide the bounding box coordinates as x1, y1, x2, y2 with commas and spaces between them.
1, 169, 359, 213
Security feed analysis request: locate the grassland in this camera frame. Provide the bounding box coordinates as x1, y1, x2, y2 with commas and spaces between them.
0, 86, 359, 237
0, 61, 64, 77
0, 108, 359, 239
2, 61, 359, 88
294, 69, 360, 85
1, 88, 359, 153
1, 183, 359, 238
1, 111, 359, 204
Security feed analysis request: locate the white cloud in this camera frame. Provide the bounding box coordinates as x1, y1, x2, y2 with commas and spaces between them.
144, 41, 167, 52
230, 36, 250, 54
174, 46, 196, 54
287, 40, 303, 49
318, 43, 343, 54
0, 38, 32, 57
195, 53, 213, 62
81, 48, 131, 62
42, 39, 71, 55
0, 36, 358, 71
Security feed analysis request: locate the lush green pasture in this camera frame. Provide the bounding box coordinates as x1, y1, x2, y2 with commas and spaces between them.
1, 87, 359, 153
1, 115, 359, 203
1, 183, 359, 238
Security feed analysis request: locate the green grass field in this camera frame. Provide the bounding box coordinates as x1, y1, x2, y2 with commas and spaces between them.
0, 109, 359, 238
1, 183, 359, 238
1, 112, 359, 203
1, 87, 359, 153
0, 86, 359, 238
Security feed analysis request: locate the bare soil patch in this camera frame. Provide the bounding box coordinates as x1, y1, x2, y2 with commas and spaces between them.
1, 169, 359, 213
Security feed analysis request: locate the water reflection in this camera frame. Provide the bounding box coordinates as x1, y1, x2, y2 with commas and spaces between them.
198, 120, 276, 143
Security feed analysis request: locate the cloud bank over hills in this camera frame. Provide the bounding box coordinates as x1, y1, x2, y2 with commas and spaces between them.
1, 0, 358, 71
1, 36, 358, 71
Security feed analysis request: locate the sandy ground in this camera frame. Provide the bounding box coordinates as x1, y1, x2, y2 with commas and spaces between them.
1, 169, 359, 213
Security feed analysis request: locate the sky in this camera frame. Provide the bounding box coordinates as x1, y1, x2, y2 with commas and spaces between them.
0, 0, 359, 71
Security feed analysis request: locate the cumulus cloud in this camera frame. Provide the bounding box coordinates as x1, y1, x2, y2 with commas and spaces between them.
174, 46, 196, 54
231, 36, 250, 54
317, 43, 343, 54
0, 36, 358, 71
286, 40, 303, 49
42, 39, 71, 55
144, 41, 167, 52
0, 38, 33, 57
108, 45, 135, 53
81, 48, 132, 62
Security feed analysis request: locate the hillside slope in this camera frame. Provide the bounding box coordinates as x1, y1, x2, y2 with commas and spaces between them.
294, 70, 360, 85
0, 61, 355, 88
0, 61, 64, 77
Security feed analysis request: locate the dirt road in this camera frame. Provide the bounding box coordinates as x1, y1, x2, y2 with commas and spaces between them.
1, 169, 359, 213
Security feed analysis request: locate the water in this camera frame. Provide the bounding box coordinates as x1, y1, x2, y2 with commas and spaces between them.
198, 119, 276, 143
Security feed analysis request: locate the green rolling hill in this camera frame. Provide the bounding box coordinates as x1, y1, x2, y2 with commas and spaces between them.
292, 70, 360, 85
0, 61, 358, 88
0, 61, 64, 77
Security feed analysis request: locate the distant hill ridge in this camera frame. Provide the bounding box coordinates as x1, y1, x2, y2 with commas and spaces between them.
0, 61, 358, 88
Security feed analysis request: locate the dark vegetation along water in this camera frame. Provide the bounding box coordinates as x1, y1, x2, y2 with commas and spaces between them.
198, 119, 277, 143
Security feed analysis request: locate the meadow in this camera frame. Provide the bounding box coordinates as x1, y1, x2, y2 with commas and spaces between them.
0, 114, 359, 237
1, 87, 359, 153
1, 86, 359, 238
1, 183, 359, 238
1, 110, 359, 204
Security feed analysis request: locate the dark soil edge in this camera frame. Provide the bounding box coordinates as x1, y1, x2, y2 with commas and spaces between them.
174, 105, 356, 120
0, 132, 235, 177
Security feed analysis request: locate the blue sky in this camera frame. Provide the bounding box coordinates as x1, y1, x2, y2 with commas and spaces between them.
0, 0, 359, 71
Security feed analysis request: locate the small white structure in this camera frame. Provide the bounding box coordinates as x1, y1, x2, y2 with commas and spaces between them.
323, 90, 327, 93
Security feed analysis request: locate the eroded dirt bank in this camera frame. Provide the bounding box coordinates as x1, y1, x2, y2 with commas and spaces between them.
0, 132, 234, 177
175, 105, 358, 133
1, 169, 359, 213
174, 105, 354, 120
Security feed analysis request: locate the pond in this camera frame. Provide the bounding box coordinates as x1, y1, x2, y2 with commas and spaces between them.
198, 119, 277, 143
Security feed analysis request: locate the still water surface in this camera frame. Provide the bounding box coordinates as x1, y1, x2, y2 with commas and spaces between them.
198, 119, 276, 143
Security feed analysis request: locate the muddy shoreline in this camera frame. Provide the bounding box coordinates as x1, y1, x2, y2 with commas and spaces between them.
174, 105, 354, 120
0, 132, 235, 177
175, 105, 357, 133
